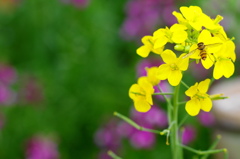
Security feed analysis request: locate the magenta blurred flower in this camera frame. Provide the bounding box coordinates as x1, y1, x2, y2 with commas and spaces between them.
130, 105, 168, 129
120, 0, 176, 41
0, 83, 16, 105
117, 121, 134, 138
94, 120, 121, 150
153, 81, 172, 101
197, 111, 215, 127
136, 58, 162, 77
181, 125, 196, 145
130, 130, 155, 149
0, 63, 17, 85
98, 150, 112, 159
26, 135, 59, 159
190, 63, 209, 80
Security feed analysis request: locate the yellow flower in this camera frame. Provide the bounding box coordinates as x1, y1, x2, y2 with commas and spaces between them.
188, 29, 222, 69
212, 28, 236, 79
146, 66, 160, 86
213, 40, 235, 79
156, 50, 189, 86
136, 35, 164, 58
129, 77, 154, 112
185, 79, 212, 116
174, 6, 220, 31
153, 24, 188, 49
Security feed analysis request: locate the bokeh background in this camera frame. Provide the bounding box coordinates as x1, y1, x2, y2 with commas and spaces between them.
0, 0, 239, 159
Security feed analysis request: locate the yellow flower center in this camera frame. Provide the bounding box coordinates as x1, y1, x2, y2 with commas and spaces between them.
170, 63, 179, 71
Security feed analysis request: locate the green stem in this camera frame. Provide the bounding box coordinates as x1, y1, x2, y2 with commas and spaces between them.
180, 144, 227, 156
181, 80, 189, 89
178, 114, 189, 128
153, 92, 174, 95
108, 150, 122, 159
114, 112, 164, 134
157, 84, 172, 124
171, 84, 183, 159
201, 135, 222, 159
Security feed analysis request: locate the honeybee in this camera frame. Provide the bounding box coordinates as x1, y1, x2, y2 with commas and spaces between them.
183, 42, 221, 61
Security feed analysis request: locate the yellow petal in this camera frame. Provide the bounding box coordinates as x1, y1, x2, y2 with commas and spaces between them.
200, 97, 212, 112
168, 70, 182, 86
154, 37, 168, 49
198, 79, 210, 93
171, 30, 188, 43
213, 61, 223, 79
170, 24, 187, 32
141, 36, 153, 46
156, 64, 170, 80
136, 45, 151, 58
185, 98, 201, 116
185, 83, 198, 97
201, 56, 214, 69
177, 53, 189, 71
172, 11, 187, 24
134, 100, 151, 112
129, 84, 143, 100
146, 67, 160, 86
198, 29, 212, 43
222, 60, 235, 78
138, 77, 154, 94
180, 6, 194, 21
161, 49, 177, 64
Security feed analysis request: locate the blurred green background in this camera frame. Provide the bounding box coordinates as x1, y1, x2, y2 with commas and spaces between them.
0, 0, 239, 159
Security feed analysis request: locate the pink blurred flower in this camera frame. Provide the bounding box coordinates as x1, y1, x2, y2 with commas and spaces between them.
130, 105, 168, 128
130, 130, 155, 149
181, 125, 196, 145
0, 63, 17, 85
0, 83, 16, 105
94, 120, 121, 150
25, 135, 59, 159
198, 111, 215, 127
120, 0, 176, 41
117, 121, 134, 138
136, 58, 162, 77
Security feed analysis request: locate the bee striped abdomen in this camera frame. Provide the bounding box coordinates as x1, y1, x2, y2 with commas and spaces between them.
200, 50, 207, 60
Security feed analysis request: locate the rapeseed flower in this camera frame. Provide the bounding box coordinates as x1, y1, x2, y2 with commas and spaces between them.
153, 24, 188, 49
188, 29, 222, 69
145, 66, 160, 86
185, 79, 212, 116
137, 35, 164, 58
156, 50, 188, 86
129, 77, 154, 112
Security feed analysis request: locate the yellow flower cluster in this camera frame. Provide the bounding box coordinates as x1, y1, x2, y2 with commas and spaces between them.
129, 6, 235, 115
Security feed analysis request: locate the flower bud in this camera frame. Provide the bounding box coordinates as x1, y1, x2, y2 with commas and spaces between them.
174, 44, 185, 51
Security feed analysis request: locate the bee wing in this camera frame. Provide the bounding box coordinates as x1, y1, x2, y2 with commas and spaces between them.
182, 49, 197, 59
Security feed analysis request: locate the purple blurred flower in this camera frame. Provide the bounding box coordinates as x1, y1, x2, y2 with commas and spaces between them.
117, 121, 134, 138
198, 111, 215, 127
131, 105, 168, 129
0, 83, 16, 105
153, 81, 172, 101
94, 120, 121, 150
0, 63, 17, 85
120, 0, 176, 41
136, 58, 162, 77
130, 130, 155, 149
190, 63, 209, 80
25, 135, 59, 159
181, 125, 196, 145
